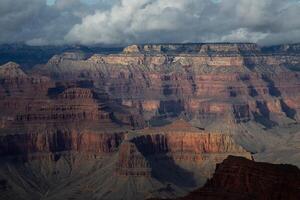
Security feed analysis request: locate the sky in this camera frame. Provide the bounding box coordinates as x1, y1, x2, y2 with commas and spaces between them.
1, 0, 300, 46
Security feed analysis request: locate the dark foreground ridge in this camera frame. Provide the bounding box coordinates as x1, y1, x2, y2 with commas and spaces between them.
152, 156, 300, 200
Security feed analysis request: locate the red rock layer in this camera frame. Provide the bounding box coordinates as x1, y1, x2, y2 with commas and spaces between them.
131, 133, 247, 157
129, 120, 249, 159
111, 120, 250, 178
0, 131, 124, 158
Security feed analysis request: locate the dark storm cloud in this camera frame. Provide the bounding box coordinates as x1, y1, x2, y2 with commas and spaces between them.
0, 0, 300, 45
0, 0, 93, 45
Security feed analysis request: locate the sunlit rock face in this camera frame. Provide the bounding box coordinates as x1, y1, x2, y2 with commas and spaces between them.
0, 43, 300, 200
34, 43, 300, 131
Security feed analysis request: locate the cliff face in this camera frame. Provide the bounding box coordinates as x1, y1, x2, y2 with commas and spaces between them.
132, 133, 247, 156
0, 131, 124, 158
159, 156, 300, 200
114, 120, 251, 180
34, 44, 300, 134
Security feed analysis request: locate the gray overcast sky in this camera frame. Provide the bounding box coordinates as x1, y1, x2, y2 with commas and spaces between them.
1, 0, 300, 46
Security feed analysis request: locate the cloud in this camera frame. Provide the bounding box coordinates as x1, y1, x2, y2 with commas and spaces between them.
0, 0, 92, 45
1, 0, 300, 45
65, 0, 300, 45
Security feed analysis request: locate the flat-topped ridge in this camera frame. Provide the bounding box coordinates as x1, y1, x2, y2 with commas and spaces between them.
159, 119, 200, 132
47, 52, 86, 65
122, 43, 261, 55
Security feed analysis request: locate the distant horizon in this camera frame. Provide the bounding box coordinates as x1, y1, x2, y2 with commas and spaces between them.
1, 41, 300, 48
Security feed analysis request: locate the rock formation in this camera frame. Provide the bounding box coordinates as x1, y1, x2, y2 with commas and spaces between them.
153, 156, 300, 200
115, 141, 152, 177
0, 62, 27, 78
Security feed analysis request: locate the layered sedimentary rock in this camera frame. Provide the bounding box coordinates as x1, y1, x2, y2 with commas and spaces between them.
34, 43, 300, 134
132, 133, 247, 157
131, 120, 249, 159
0, 131, 124, 158
115, 141, 151, 177
0, 62, 143, 131
156, 156, 300, 200
1, 43, 300, 199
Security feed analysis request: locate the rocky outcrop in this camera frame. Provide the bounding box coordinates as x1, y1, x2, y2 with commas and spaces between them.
123, 45, 142, 54
115, 141, 151, 177
48, 52, 86, 64
0, 62, 52, 96
0, 62, 27, 79
156, 156, 300, 200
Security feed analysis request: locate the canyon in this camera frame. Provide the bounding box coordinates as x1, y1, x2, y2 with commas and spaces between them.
0, 43, 300, 199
